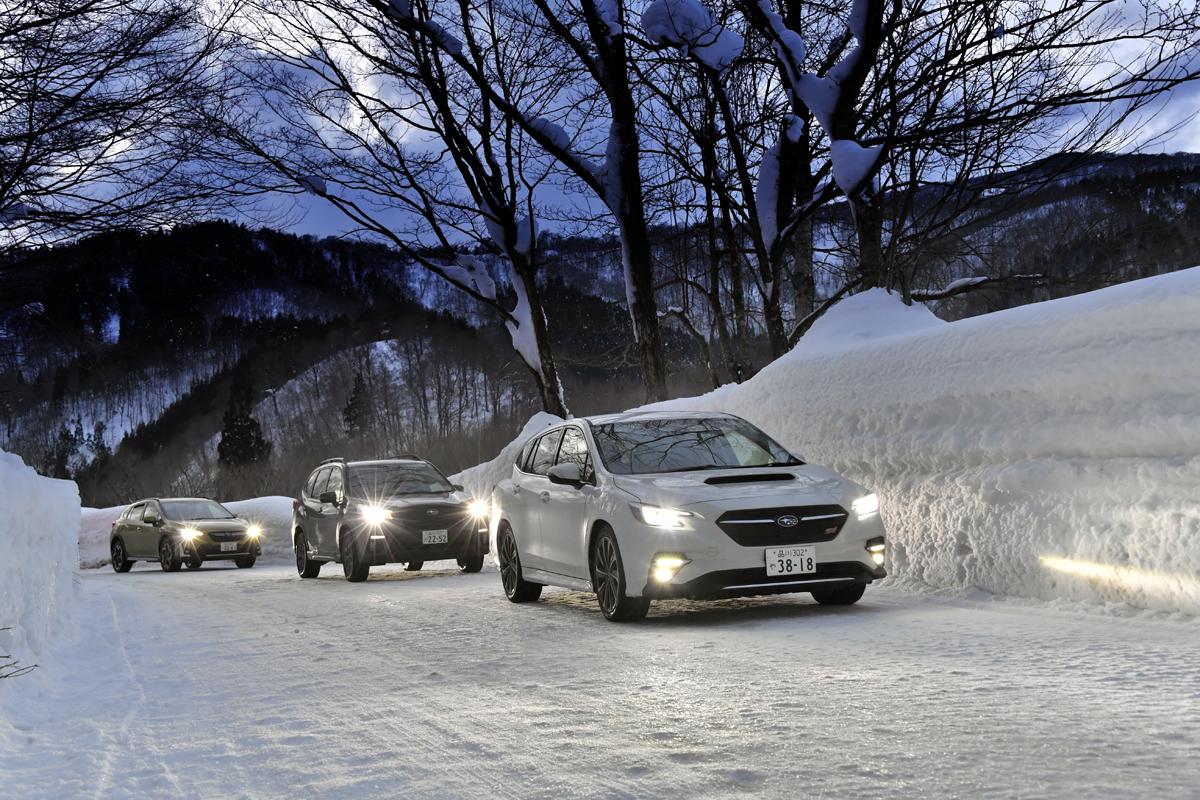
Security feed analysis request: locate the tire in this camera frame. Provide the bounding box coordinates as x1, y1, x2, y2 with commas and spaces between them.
458, 555, 484, 574
591, 527, 650, 622
159, 537, 182, 572
185, 554, 203, 570
497, 524, 542, 603
295, 531, 322, 579
404, 561, 424, 572
235, 555, 256, 569
340, 530, 370, 583
810, 583, 866, 606
111, 539, 134, 573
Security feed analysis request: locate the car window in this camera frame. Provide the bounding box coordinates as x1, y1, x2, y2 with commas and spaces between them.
517, 438, 536, 472
161, 499, 234, 520
311, 467, 332, 497
529, 430, 564, 475
591, 416, 799, 475
326, 467, 344, 498
127, 503, 145, 521
304, 469, 323, 497
557, 427, 593, 481
140, 503, 160, 522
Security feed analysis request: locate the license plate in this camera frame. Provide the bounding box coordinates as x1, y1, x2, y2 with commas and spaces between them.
765, 545, 816, 576
422, 529, 448, 545
220, 541, 237, 552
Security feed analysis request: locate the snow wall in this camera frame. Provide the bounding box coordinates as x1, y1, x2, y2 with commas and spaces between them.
465, 269, 1200, 615
0, 452, 80, 658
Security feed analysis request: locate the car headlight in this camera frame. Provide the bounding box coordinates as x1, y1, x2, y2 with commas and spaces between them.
630, 503, 694, 529
246, 525, 262, 539
180, 528, 201, 542
467, 499, 489, 520
852, 493, 879, 520
359, 504, 392, 527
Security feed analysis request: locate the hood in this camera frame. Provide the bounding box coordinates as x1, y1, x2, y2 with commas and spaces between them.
611, 465, 865, 510
349, 492, 468, 510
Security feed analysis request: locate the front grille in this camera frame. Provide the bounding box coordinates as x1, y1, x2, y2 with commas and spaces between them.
716, 505, 849, 546
389, 503, 471, 531
207, 530, 246, 542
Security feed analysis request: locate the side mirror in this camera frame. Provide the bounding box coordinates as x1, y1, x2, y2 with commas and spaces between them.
453, 483, 464, 492
144, 513, 161, 525
547, 462, 583, 486
318, 491, 339, 504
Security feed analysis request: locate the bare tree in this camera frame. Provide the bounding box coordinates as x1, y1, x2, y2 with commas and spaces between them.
0, 0, 251, 254
217, 0, 571, 414
365, 0, 673, 401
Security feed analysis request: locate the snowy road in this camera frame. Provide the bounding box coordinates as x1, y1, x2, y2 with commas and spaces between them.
3, 564, 1198, 799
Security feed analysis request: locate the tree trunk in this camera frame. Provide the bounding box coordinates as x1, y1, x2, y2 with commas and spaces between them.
515, 266, 569, 418
790, 216, 817, 318
853, 190, 888, 289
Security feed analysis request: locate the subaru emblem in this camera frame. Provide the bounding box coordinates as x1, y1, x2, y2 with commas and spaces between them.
776, 514, 799, 528
426, 509, 439, 516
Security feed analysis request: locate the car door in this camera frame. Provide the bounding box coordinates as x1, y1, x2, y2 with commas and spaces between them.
117, 503, 145, 556
139, 501, 166, 556
540, 425, 595, 579
317, 465, 346, 558
519, 429, 563, 572
303, 467, 330, 552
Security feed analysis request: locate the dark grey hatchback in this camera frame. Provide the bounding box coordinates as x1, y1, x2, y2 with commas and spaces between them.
290, 457, 490, 582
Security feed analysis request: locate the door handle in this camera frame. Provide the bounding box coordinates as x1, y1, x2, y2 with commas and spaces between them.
540, 491, 550, 502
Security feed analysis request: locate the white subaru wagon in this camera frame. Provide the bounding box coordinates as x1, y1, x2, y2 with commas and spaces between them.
492, 411, 887, 621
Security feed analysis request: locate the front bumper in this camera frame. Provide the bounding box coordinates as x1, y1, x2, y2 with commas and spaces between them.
643, 560, 885, 600
184, 538, 261, 560
359, 523, 489, 566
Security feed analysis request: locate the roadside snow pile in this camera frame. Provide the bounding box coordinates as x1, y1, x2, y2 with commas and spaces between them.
452, 412, 562, 499
79, 495, 296, 568
0, 452, 79, 659
641, 270, 1200, 614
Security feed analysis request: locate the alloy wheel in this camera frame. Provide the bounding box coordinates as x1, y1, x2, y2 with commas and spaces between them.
499, 532, 519, 597
593, 536, 620, 616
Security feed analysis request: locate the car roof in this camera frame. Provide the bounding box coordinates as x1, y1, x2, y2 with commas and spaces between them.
580, 410, 734, 426
345, 458, 428, 467
130, 497, 214, 504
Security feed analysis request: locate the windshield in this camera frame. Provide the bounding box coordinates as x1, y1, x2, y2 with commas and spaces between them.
590, 417, 800, 475
161, 500, 235, 520
349, 463, 454, 498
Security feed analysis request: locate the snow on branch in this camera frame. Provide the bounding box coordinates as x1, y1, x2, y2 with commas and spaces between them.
829, 139, 883, 196
912, 274, 1047, 301
641, 0, 744, 72
441, 255, 498, 301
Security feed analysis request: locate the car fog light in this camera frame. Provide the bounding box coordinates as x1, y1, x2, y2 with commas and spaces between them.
467, 499, 489, 520
180, 528, 200, 542
359, 504, 391, 527
866, 537, 885, 565
853, 493, 880, 520
246, 525, 262, 539
651, 554, 690, 582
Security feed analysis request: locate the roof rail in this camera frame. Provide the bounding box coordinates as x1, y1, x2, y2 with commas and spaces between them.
319, 457, 346, 465
391, 453, 425, 461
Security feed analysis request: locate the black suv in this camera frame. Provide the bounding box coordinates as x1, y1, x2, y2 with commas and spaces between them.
291, 456, 489, 582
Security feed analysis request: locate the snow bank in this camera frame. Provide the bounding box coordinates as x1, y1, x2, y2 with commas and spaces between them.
452, 412, 562, 500
642, 270, 1200, 614
80, 495, 297, 568
0, 452, 79, 658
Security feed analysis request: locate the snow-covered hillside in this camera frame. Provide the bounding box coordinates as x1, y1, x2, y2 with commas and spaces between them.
0, 452, 79, 660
